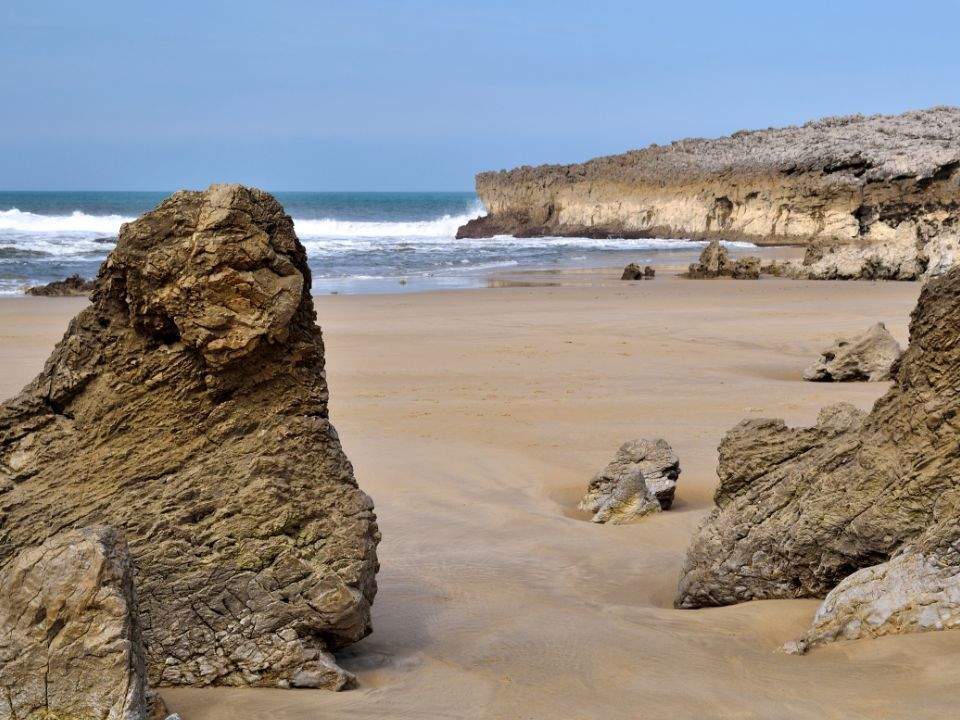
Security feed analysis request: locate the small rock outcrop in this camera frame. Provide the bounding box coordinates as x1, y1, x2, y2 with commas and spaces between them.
683, 241, 761, 280
802, 323, 903, 382
0, 526, 148, 720
676, 265, 960, 653
580, 439, 680, 523
621, 263, 655, 280
731, 256, 761, 279
0, 185, 380, 688
26, 274, 95, 297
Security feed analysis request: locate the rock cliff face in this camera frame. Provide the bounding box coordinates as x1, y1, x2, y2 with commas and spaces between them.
458, 108, 960, 280
0, 185, 380, 688
675, 266, 960, 651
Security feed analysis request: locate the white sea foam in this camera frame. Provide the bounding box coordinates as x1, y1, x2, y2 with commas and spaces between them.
0, 208, 134, 234
0, 204, 755, 260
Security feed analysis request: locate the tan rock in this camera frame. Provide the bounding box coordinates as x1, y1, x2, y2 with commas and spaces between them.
675, 266, 960, 617
0, 526, 148, 720
580, 439, 680, 523
802, 322, 902, 382
0, 184, 380, 688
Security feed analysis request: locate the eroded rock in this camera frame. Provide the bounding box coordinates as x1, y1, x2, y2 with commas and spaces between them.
0, 526, 148, 720
802, 322, 903, 382
0, 184, 380, 688
676, 267, 960, 630
580, 439, 680, 523
620, 263, 655, 280
683, 241, 761, 280
26, 274, 95, 297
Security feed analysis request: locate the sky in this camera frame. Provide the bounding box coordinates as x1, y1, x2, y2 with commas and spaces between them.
3, 0, 960, 191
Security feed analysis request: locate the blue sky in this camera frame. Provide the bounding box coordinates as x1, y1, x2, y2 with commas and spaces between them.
3, 1, 959, 190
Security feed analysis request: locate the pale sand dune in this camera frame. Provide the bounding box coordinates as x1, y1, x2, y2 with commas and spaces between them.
3, 270, 958, 719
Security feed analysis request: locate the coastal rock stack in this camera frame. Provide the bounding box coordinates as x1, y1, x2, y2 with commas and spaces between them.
676, 265, 960, 648
458, 107, 960, 281
0, 185, 380, 689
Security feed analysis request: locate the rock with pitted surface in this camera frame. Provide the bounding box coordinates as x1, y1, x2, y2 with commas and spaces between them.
580, 439, 680, 523
0, 184, 380, 689
802, 322, 902, 382
0, 526, 148, 720
676, 267, 960, 630
459, 107, 960, 281
26, 274, 95, 297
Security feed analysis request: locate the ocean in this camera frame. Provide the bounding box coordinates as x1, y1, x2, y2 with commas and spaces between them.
0, 191, 751, 295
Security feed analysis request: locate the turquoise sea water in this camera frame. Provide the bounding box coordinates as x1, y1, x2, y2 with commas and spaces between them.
0, 191, 751, 295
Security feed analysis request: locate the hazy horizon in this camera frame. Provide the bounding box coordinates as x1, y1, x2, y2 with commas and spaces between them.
4, 1, 960, 190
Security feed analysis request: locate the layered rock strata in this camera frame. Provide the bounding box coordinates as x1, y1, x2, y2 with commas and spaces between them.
802, 323, 902, 382
0, 184, 380, 688
0, 526, 148, 720
458, 108, 960, 280
580, 439, 680, 523
676, 266, 960, 653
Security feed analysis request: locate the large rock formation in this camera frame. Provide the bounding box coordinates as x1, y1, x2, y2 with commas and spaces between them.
802, 323, 902, 382
0, 185, 380, 688
675, 264, 960, 649
0, 526, 148, 720
579, 439, 680, 523
458, 107, 960, 280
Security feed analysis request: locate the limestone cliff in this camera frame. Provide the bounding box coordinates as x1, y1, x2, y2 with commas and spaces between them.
458, 107, 960, 279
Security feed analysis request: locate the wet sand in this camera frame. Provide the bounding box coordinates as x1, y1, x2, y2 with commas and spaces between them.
3, 268, 953, 720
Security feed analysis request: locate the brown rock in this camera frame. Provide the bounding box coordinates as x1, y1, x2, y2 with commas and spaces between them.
0, 526, 148, 720
0, 184, 380, 688
731, 256, 761, 279
579, 439, 680, 523
675, 266, 960, 622
25, 274, 95, 297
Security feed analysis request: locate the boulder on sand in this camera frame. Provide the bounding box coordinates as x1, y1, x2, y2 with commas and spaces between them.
26, 273, 95, 297
802, 322, 902, 382
580, 439, 680, 523
684, 240, 761, 279
621, 263, 655, 280
0, 184, 380, 689
0, 526, 148, 720
676, 266, 960, 650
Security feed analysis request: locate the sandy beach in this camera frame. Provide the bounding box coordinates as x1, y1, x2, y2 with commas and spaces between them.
2, 267, 954, 720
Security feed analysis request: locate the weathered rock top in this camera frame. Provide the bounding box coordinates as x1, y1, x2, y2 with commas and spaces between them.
481, 106, 960, 187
